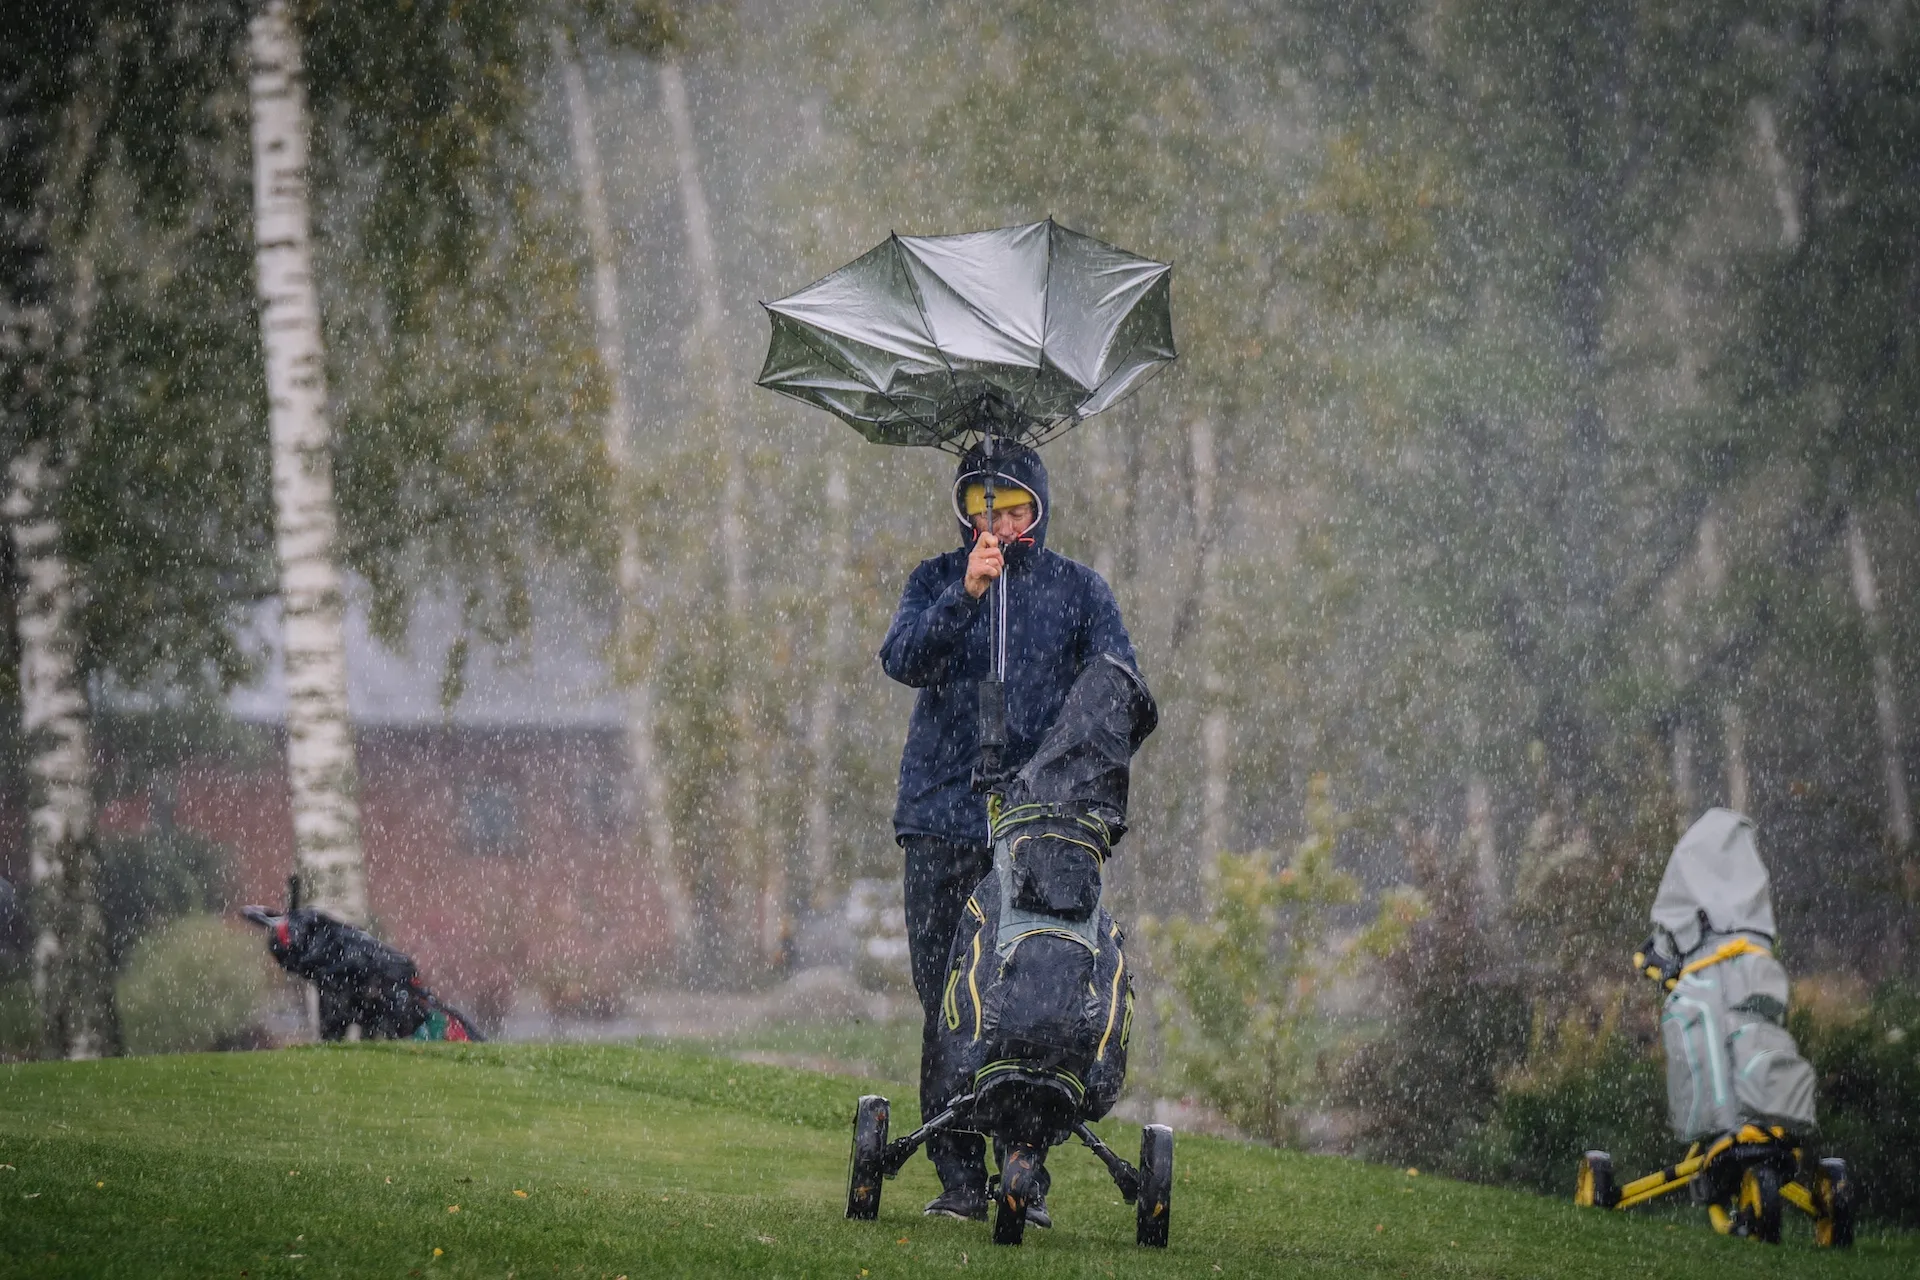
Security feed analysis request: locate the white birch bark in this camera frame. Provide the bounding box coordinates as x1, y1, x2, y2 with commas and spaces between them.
803, 457, 850, 918
660, 59, 770, 963
557, 35, 695, 953
7, 443, 114, 1059
249, 1, 366, 926
1753, 102, 1803, 249
1695, 513, 1749, 813
1663, 547, 1696, 830
1191, 419, 1230, 861
1846, 511, 1915, 852
1461, 712, 1501, 913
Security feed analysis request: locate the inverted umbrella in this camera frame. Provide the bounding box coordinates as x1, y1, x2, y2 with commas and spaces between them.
757, 219, 1174, 451
758, 219, 1175, 785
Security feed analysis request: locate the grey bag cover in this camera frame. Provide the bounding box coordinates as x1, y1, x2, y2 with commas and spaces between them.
1651, 808, 1776, 958
1652, 811, 1816, 1139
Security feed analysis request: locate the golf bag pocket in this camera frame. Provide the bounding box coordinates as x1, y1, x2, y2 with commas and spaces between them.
1727, 1017, 1817, 1134
1008, 831, 1103, 920
1082, 916, 1132, 1121
984, 931, 1100, 1068
1721, 952, 1792, 1023
1662, 985, 1734, 1140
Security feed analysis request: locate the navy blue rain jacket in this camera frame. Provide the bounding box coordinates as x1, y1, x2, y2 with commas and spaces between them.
881, 443, 1137, 846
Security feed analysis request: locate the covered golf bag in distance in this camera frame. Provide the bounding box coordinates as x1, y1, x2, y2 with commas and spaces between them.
930, 654, 1157, 1144
1641, 809, 1815, 1141
242, 899, 481, 1042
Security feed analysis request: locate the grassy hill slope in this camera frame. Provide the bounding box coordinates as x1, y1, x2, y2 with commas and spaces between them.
1, 1042, 1912, 1278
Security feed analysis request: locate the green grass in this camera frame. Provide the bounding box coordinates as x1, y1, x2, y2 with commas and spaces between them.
0, 1043, 1912, 1278
673, 1012, 927, 1083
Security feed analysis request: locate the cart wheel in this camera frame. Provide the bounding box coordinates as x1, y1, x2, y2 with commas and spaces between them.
1136, 1124, 1173, 1248
1736, 1165, 1782, 1244
1574, 1151, 1616, 1208
993, 1147, 1041, 1247
846, 1095, 889, 1221
1815, 1158, 1855, 1249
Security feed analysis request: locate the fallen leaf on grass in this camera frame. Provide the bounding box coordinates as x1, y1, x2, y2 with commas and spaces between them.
95, 1181, 104, 1188
446, 1205, 459, 1214
514, 1189, 528, 1198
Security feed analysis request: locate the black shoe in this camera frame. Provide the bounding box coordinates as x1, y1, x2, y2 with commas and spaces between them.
924, 1186, 988, 1221
1025, 1191, 1052, 1229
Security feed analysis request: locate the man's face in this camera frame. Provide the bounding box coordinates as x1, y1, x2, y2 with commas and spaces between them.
972, 502, 1035, 542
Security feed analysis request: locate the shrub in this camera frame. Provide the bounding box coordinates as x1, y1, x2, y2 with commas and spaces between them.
1475, 996, 1667, 1193
97, 829, 235, 969
1790, 981, 1920, 1227
1148, 775, 1421, 1142
117, 914, 272, 1055
1338, 830, 1530, 1174
0, 979, 35, 1060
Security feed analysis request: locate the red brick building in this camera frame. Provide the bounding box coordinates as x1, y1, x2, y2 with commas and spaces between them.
97, 591, 669, 1027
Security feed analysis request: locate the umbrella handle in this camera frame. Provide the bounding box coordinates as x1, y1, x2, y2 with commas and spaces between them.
975, 435, 1009, 790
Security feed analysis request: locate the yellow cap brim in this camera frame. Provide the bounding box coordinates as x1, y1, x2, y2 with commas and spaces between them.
962, 483, 1035, 517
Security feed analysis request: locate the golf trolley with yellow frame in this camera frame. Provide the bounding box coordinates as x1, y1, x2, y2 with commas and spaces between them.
1572, 810, 1859, 1248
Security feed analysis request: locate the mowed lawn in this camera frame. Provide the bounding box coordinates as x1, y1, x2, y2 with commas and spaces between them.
0, 1043, 1912, 1278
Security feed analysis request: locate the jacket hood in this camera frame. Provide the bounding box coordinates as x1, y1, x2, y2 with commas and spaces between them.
954, 441, 1050, 561
1650, 807, 1777, 957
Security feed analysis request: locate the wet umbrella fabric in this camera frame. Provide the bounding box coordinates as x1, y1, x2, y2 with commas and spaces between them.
758, 220, 1174, 448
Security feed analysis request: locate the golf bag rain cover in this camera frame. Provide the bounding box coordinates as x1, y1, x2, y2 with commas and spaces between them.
933, 869, 1133, 1125
930, 654, 1156, 1125
1654, 810, 1816, 1140
261, 908, 476, 1041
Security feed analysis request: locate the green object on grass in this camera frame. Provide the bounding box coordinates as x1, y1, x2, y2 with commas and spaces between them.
1, 1042, 1912, 1277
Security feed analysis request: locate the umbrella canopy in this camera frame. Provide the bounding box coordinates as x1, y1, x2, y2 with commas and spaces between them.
758, 219, 1174, 449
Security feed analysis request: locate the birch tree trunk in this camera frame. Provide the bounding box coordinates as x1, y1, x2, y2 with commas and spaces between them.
7, 442, 115, 1059
659, 59, 769, 969
1462, 712, 1501, 914
1695, 512, 1749, 813
558, 35, 695, 956
802, 456, 849, 924
1845, 510, 1915, 855
249, 1, 366, 926
1191, 419, 1230, 872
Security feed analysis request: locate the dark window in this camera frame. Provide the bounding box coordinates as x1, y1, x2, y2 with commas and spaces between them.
581, 771, 622, 838
462, 779, 523, 858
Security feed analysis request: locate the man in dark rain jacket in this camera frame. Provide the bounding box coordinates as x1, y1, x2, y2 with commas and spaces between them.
880, 441, 1137, 1222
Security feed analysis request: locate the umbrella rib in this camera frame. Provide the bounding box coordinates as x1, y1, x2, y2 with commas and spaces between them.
893, 234, 968, 432
766, 308, 940, 441
1026, 218, 1056, 431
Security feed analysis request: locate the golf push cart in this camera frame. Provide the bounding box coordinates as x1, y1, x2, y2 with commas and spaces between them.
243, 877, 483, 1042
843, 657, 1172, 1247
1572, 809, 1856, 1247
758, 221, 1180, 1248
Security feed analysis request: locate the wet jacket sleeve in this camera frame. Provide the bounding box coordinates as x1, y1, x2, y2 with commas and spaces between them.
880, 561, 983, 688
1077, 571, 1137, 672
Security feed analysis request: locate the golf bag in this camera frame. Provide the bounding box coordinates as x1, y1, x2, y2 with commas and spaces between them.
242, 897, 481, 1042
1638, 809, 1815, 1140
928, 653, 1157, 1143
1573, 810, 1853, 1247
